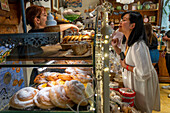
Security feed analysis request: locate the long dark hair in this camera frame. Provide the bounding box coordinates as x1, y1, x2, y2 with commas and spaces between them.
122, 11, 148, 47
144, 23, 157, 45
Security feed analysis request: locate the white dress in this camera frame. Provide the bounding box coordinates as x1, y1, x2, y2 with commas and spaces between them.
122, 41, 160, 113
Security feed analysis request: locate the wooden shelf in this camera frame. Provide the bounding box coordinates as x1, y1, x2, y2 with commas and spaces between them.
108, 0, 163, 29
114, 24, 119, 27
133, 9, 158, 12
112, 9, 158, 12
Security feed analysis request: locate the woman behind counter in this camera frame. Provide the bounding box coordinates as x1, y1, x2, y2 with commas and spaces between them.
111, 11, 160, 113
26, 5, 79, 85
26, 5, 79, 33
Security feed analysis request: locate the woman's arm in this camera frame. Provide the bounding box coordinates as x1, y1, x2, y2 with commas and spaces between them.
120, 59, 134, 72
59, 24, 79, 32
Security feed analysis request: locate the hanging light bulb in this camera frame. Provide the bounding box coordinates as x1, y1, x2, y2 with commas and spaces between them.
116, 0, 120, 2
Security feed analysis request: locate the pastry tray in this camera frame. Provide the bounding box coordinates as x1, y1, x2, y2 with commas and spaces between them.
51, 49, 92, 58
1, 106, 94, 113
7, 105, 93, 113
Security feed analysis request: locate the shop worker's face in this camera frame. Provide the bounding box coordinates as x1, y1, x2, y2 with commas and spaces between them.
39, 9, 47, 28
119, 14, 132, 33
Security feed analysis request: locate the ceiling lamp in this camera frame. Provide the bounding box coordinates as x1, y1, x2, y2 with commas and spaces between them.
116, 0, 134, 4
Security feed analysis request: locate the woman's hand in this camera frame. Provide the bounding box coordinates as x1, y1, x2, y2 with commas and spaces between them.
111, 38, 118, 47
59, 24, 79, 32
111, 38, 121, 55
69, 24, 79, 33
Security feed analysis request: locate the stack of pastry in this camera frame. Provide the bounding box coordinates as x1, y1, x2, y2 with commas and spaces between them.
62, 35, 91, 44
9, 80, 89, 110
34, 67, 92, 85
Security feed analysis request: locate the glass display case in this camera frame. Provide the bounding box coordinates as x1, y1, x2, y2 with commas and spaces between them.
0, 1, 97, 113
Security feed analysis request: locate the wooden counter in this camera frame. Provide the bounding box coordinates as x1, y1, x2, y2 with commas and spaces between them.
157, 46, 170, 82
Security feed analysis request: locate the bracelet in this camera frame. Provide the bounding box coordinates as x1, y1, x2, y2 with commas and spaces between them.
126, 65, 129, 71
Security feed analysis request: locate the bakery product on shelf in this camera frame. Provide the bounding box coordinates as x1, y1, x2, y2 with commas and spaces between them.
9, 87, 39, 109
71, 41, 89, 55
34, 73, 47, 84
65, 67, 76, 74
58, 73, 73, 81
75, 67, 92, 75
45, 72, 60, 81
38, 83, 48, 90
34, 87, 55, 109
62, 35, 91, 44
49, 85, 75, 108
71, 74, 92, 83
46, 13, 57, 27
64, 80, 88, 106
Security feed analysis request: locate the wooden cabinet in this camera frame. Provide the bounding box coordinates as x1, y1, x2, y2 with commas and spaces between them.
0, 3, 22, 34
158, 50, 170, 82
108, 0, 163, 30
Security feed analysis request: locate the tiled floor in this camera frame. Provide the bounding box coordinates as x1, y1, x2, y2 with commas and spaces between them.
153, 83, 170, 113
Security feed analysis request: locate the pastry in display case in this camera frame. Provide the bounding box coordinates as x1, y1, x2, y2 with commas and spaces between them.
6, 59, 95, 112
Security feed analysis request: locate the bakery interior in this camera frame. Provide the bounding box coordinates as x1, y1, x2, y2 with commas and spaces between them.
0, 0, 169, 113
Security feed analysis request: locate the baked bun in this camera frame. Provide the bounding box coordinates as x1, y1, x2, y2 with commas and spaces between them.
64, 80, 88, 106
49, 85, 75, 108
47, 79, 65, 87
45, 72, 59, 81
75, 67, 92, 75
34, 87, 55, 109
71, 74, 92, 83
9, 87, 39, 109
65, 67, 76, 75
58, 73, 73, 81
38, 83, 48, 90
71, 41, 89, 55
34, 73, 47, 84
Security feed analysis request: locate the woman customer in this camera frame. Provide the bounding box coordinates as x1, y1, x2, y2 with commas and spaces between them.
111, 11, 160, 113
26, 5, 79, 85
144, 23, 159, 65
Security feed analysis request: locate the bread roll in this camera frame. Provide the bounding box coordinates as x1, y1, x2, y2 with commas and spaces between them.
71, 74, 92, 83
64, 80, 88, 106
58, 73, 73, 81
75, 67, 92, 75
9, 87, 39, 109
38, 83, 48, 90
49, 85, 75, 108
71, 41, 89, 55
34, 87, 55, 109
45, 72, 60, 81
34, 73, 47, 84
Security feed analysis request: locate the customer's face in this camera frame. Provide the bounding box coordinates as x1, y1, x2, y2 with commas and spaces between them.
110, 22, 114, 29
119, 14, 131, 33
39, 9, 47, 28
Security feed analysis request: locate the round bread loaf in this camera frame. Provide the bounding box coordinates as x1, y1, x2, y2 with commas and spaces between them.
71, 41, 89, 55
34, 87, 55, 109
9, 87, 39, 109
64, 80, 88, 106
49, 85, 75, 108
